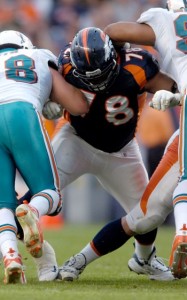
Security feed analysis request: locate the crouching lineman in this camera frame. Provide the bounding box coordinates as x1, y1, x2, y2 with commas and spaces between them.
40, 27, 182, 281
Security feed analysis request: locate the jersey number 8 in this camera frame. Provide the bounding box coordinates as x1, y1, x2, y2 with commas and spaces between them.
5, 55, 38, 84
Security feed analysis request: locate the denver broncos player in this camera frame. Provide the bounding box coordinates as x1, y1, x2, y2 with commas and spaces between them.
23, 27, 178, 281
49, 27, 179, 281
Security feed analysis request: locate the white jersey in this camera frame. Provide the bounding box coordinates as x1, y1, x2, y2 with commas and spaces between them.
0, 48, 57, 112
138, 8, 187, 92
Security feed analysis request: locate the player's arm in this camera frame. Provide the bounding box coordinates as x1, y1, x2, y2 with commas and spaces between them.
104, 22, 155, 46
145, 71, 176, 94
145, 72, 182, 111
49, 67, 89, 116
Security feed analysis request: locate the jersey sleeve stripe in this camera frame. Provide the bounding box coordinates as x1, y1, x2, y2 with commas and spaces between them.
123, 64, 147, 89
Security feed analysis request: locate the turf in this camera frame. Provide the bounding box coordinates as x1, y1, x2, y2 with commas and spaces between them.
0, 224, 187, 300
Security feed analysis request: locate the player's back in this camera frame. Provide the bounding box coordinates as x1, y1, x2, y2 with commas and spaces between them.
0, 48, 56, 112
138, 8, 187, 92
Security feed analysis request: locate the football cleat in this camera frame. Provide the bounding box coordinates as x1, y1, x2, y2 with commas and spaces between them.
128, 247, 175, 281
16, 203, 43, 258
33, 240, 58, 281
58, 253, 86, 281
3, 255, 26, 284
169, 229, 187, 279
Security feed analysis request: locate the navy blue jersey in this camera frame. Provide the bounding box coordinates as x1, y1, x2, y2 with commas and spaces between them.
62, 47, 159, 152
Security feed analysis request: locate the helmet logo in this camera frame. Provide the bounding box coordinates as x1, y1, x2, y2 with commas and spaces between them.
104, 35, 114, 62
18, 33, 25, 45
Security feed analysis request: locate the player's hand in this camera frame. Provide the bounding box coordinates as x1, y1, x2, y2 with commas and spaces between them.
149, 90, 182, 111
124, 42, 131, 49
114, 42, 131, 51
42, 101, 63, 120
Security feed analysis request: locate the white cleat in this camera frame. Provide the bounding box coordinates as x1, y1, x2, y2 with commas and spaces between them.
16, 203, 43, 258
169, 231, 187, 278
4, 255, 26, 284
128, 247, 175, 281
58, 253, 86, 281
33, 240, 58, 281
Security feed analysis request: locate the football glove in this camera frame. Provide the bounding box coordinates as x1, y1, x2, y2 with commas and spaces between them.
149, 90, 182, 111
42, 101, 63, 120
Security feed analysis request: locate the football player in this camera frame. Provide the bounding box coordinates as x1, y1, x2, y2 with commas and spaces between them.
0, 29, 88, 284
103, 0, 187, 279
40, 27, 182, 281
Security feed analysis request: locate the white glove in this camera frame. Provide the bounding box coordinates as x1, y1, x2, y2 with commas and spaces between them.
124, 42, 131, 49
42, 101, 63, 120
149, 90, 182, 111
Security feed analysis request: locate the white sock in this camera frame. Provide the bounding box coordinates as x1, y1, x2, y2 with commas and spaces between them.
173, 180, 187, 233
134, 240, 154, 261
0, 209, 19, 257
80, 243, 99, 264
1, 237, 19, 258
174, 203, 187, 233
29, 198, 48, 217
29, 189, 60, 217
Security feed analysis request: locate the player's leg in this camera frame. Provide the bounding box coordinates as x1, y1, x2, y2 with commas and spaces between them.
125, 132, 179, 235
52, 121, 94, 187
96, 139, 166, 278
0, 146, 26, 284
169, 96, 187, 278
124, 131, 178, 279
6, 103, 61, 259
18, 121, 96, 280
58, 138, 174, 281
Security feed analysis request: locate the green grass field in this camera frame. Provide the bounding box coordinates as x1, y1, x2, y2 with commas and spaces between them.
0, 224, 187, 300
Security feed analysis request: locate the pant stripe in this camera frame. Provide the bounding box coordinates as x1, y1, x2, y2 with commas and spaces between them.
140, 135, 178, 214
179, 95, 187, 179
37, 111, 61, 193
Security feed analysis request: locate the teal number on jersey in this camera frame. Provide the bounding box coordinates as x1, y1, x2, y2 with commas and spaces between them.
175, 14, 187, 53
5, 55, 38, 83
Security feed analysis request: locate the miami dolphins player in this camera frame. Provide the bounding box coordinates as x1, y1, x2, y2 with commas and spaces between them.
102, 0, 187, 279
0, 29, 88, 284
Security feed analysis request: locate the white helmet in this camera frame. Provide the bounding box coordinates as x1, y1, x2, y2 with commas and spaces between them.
167, 0, 187, 11
0, 30, 34, 50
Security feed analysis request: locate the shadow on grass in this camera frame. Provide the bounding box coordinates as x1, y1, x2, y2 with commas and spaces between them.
69, 276, 187, 289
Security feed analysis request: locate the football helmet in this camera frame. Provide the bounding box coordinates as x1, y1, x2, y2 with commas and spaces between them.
70, 27, 119, 92
0, 30, 34, 50
166, 0, 187, 11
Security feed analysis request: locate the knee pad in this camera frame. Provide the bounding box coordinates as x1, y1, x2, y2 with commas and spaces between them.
133, 214, 166, 235
126, 203, 169, 235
